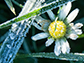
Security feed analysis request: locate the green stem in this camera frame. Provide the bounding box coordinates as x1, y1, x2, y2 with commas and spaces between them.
16, 52, 84, 61
0, 0, 75, 29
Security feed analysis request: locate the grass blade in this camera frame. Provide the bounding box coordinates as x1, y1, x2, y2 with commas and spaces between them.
16, 52, 84, 61
0, 0, 75, 29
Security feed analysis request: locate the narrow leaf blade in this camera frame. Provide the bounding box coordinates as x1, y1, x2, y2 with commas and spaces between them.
5, 0, 16, 15
0, 0, 75, 29
16, 52, 84, 61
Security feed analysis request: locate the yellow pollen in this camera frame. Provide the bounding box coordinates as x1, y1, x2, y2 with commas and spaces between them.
48, 21, 66, 39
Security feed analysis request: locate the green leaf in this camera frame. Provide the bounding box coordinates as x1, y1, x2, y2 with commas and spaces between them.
78, 34, 84, 38
16, 52, 84, 61
75, 18, 84, 38
0, 0, 75, 29
5, 0, 16, 15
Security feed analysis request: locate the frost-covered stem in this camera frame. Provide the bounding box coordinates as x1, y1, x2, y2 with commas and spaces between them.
0, 19, 34, 63
16, 52, 84, 61
18, 0, 36, 17
0, 0, 75, 29
0, 0, 36, 63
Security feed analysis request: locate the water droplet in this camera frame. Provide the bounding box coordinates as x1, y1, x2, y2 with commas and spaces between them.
16, 27, 21, 35
9, 53, 13, 58
9, 33, 16, 40
6, 44, 11, 49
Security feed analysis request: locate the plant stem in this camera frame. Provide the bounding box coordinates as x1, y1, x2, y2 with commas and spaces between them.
0, 0, 75, 29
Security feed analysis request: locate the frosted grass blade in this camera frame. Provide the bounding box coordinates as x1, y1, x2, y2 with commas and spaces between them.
0, 0, 75, 29
5, 0, 16, 15
16, 52, 84, 61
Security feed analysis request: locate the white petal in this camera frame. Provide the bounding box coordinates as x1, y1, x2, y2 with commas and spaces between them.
47, 10, 56, 21
54, 39, 61, 56
45, 38, 54, 47
75, 23, 83, 28
65, 40, 70, 53
66, 8, 79, 23
71, 26, 76, 30
31, 32, 49, 41
65, 30, 75, 39
32, 22, 42, 30
41, 20, 51, 31
69, 23, 74, 27
69, 33, 78, 40
34, 16, 51, 31
69, 23, 76, 29
60, 38, 70, 54
35, 16, 45, 26
58, 2, 71, 21
75, 29, 82, 35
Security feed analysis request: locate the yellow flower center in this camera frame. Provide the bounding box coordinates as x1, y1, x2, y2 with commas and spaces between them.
48, 21, 66, 39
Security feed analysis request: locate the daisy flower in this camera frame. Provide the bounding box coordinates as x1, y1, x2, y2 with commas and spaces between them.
31, 2, 83, 56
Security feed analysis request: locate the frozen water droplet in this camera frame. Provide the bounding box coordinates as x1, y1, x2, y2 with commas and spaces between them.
9, 53, 13, 58
9, 33, 16, 40
6, 44, 11, 49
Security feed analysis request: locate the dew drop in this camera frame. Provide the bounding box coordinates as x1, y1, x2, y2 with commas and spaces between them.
6, 44, 11, 49
9, 33, 16, 40
9, 53, 13, 58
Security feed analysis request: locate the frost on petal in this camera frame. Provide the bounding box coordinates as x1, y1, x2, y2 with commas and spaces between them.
41, 20, 51, 31
66, 8, 79, 23
32, 22, 42, 30
75, 29, 82, 35
31, 32, 49, 41
47, 10, 56, 21
69, 23, 76, 29
34, 16, 51, 31
45, 38, 54, 47
69, 33, 78, 40
75, 23, 83, 28
35, 16, 45, 26
65, 40, 70, 53
61, 38, 70, 54
54, 39, 61, 56
58, 2, 71, 21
